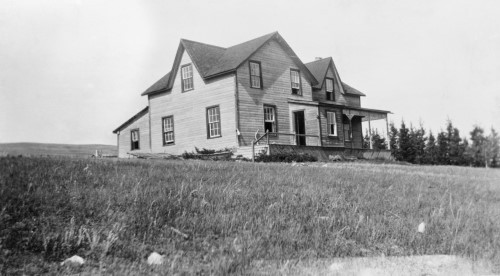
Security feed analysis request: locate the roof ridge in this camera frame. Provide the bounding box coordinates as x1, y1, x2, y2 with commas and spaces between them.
225, 31, 278, 49
304, 56, 332, 65
180, 38, 226, 50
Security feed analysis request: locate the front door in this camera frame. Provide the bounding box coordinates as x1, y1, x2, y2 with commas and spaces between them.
294, 110, 306, 146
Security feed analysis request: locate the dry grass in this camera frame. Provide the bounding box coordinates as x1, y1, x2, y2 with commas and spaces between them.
0, 156, 499, 274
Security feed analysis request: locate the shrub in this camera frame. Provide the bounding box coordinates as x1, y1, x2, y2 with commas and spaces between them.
255, 152, 317, 163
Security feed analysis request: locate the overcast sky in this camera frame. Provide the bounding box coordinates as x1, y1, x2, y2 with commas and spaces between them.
1, 0, 499, 145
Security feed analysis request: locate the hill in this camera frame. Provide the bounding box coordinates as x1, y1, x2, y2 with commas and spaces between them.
0, 156, 498, 274
0, 142, 116, 157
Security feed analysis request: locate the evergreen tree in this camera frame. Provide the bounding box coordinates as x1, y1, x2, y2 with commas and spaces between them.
399, 121, 412, 162
363, 129, 388, 150
412, 125, 427, 164
436, 130, 449, 165
459, 138, 472, 166
372, 130, 387, 150
469, 126, 486, 167
447, 121, 462, 165
389, 122, 400, 160
487, 128, 499, 167
425, 131, 438, 164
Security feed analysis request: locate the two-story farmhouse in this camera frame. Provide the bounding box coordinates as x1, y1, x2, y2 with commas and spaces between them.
113, 32, 391, 159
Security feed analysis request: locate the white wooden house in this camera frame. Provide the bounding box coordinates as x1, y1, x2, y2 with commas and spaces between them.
113, 32, 391, 159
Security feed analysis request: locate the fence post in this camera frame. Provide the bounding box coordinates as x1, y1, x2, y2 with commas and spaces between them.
252, 142, 255, 162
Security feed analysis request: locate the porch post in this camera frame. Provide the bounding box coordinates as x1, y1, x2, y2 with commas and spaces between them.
385, 115, 391, 150
368, 114, 373, 150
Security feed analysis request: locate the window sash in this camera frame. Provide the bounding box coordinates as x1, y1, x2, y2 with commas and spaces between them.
131, 130, 139, 142
250, 62, 261, 88
326, 78, 333, 92
207, 107, 221, 137
163, 117, 174, 143
181, 65, 193, 91
327, 112, 337, 136
263, 106, 276, 133
291, 70, 300, 89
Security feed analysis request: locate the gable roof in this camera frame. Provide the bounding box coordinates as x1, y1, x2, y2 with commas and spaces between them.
112, 106, 149, 134
305, 57, 332, 89
142, 32, 318, 96
305, 57, 366, 97
341, 82, 366, 96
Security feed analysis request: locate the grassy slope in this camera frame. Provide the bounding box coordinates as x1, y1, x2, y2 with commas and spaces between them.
0, 143, 117, 157
0, 156, 499, 274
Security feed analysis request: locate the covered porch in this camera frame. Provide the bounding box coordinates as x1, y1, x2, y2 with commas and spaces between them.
342, 107, 391, 150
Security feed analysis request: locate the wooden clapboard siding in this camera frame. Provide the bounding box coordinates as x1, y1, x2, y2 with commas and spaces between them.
312, 66, 348, 105
318, 106, 345, 147
117, 112, 150, 158
148, 49, 237, 155
236, 40, 316, 146
345, 94, 361, 107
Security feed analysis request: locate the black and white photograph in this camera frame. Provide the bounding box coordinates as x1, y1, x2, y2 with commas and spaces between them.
1, 0, 499, 274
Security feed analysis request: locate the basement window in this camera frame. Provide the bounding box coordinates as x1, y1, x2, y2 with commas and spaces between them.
162, 116, 174, 145
290, 69, 302, 95
326, 78, 335, 101
181, 64, 194, 92
131, 129, 140, 150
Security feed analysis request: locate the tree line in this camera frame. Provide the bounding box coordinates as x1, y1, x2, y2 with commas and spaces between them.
363, 120, 499, 167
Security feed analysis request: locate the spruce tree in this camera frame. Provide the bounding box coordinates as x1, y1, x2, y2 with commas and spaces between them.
487, 128, 499, 167
425, 131, 438, 164
372, 130, 387, 150
446, 121, 462, 165
437, 130, 449, 165
389, 122, 400, 160
399, 121, 411, 162
469, 126, 486, 167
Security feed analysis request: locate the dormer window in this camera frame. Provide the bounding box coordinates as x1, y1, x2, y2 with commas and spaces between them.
290, 69, 301, 95
181, 64, 194, 92
249, 61, 262, 89
326, 78, 334, 101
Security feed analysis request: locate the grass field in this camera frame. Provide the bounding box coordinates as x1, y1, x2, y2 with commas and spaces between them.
1, 156, 499, 274
0, 143, 117, 158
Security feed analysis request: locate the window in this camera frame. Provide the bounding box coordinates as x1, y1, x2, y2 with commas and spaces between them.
326, 78, 334, 101
290, 69, 301, 95
327, 111, 337, 136
162, 116, 174, 145
130, 129, 140, 150
206, 106, 221, 138
181, 64, 194, 92
249, 61, 262, 89
263, 105, 276, 134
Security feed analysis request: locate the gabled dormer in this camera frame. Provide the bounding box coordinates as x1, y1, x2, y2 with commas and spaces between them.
305, 57, 366, 107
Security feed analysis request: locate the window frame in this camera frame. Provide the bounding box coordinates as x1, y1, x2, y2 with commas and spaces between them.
290, 69, 302, 95
325, 78, 335, 101
206, 105, 222, 139
326, 111, 337, 137
181, 63, 194, 92
162, 116, 175, 146
263, 104, 277, 136
130, 129, 140, 150
249, 60, 263, 89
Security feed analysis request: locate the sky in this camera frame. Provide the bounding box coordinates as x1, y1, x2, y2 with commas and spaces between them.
1, 0, 499, 145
